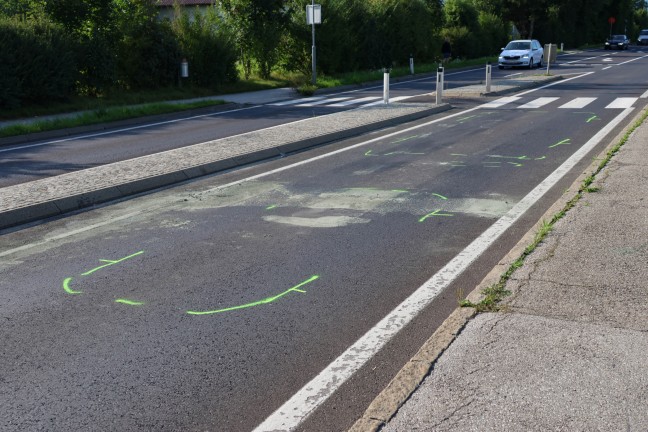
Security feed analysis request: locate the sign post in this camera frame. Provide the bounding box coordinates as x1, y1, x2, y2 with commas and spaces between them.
306, 3, 322, 85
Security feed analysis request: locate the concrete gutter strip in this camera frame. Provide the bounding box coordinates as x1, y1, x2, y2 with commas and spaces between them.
0, 103, 450, 231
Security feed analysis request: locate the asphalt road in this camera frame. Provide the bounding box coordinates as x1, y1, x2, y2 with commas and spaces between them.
1, 48, 647, 432
0, 62, 561, 188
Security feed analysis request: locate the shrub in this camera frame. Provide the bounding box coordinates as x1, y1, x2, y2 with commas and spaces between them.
0, 17, 77, 108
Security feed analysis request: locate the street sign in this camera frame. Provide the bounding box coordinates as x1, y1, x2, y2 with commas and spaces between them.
306, 4, 321, 25
608, 17, 616, 24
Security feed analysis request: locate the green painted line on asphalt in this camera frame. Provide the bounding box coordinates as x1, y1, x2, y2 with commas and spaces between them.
115, 298, 145, 306
186, 275, 320, 316
383, 151, 425, 156
81, 251, 144, 276
487, 155, 531, 160
586, 115, 600, 123
266, 204, 278, 210
507, 162, 523, 167
549, 138, 571, 148
419, 209, 453, 222
364, 150, 377, 156
63, 277, 82, 295
450, 153, 468, 156
392, 189, 409, 193
432, 193, 448, 200
391, 135, 418, 144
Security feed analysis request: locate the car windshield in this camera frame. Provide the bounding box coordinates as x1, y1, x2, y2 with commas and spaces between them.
640, 30, 648, 35
611, 35, 626, 41
505, 41, 531, 50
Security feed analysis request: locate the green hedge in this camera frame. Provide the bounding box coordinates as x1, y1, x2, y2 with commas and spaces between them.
0, 17, 77, 108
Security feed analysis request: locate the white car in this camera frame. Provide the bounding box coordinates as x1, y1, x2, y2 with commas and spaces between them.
638, 29, 648, 45
498, 39, 544, 69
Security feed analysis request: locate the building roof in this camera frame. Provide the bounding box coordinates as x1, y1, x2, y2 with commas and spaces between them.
157, 0, 215, 6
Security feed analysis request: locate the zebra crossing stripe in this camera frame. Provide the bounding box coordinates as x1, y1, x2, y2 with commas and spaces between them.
295, 97, 352, 107
269, 96, 325, 106
360, 95, 415, 107
559, 97, 596, 109
518, 97, 560, 109
480, 96, 521, 108
605, 98, 637, 109
328, 96, 381, 107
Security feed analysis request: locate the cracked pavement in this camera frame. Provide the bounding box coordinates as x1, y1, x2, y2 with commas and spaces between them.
381, 113, 648, 430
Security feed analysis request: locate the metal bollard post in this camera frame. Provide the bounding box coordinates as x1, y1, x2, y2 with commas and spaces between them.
436, 65, 444, 104
409, 54, 414, 75
383, 69, 390, 104
546, 43, 552, 75
485, 61, 492, 93
560, 42, 564, 52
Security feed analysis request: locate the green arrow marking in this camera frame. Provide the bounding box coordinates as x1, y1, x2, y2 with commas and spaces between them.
186, 275, 320, 316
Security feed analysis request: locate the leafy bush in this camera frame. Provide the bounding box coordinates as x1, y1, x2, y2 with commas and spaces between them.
0, 17, 77, 108
172, 6, 238, 89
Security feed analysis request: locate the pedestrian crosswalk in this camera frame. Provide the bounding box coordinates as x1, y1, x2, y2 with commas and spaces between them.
268, 94, 640, 110
479, 96, 638, 110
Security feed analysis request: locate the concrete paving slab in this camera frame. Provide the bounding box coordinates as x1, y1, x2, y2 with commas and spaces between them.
383, 313, 648, 432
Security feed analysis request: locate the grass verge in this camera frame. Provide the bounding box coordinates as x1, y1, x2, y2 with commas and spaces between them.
460, 107, 648, 312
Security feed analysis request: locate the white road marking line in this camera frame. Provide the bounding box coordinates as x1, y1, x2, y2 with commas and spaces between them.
504, 72, 523, 78
558, 97, 597, 109
602, 66, 613, 70
517, 97, 559, 109
517, 72, 595, 96
640, 89, 648, 98
480, 96, 521, 108
253, 105, 637, 432
360, 95, 415, 107
328, 96, 381, 107
295, 97, 352, 107
605, 97, 637, 109
603, 58, 614, 62
0, 105, 264, 154
269, 96, 326, 106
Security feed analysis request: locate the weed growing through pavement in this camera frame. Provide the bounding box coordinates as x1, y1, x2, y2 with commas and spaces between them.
461, 108, 648, 313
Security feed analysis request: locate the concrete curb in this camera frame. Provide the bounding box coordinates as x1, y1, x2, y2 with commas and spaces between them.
0, 103, 450, 231
348, 102, 648, 432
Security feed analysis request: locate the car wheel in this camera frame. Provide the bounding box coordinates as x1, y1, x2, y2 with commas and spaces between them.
529, 60, 533, 69
538, 56, 543, 68
498, 65, 503, 69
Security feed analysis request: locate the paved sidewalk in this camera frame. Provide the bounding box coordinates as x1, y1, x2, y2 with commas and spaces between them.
352, 107, 648, 430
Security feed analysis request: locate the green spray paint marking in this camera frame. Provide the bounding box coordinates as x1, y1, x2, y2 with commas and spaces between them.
457, 115, 478, 123
450, 153, 468, 157
392, 135, 418, 144
535, 156, 547, 160
81, 251, 145, 276
507, 162, 523, 167
432, 193, 448, 200
63, 277, 82, 295
186, 275, 319, 315
549, 138, 571, 148
419, 209, 453, 222
487, 155, 531, 161
586, 115, 600, 123
63, 251, 145, 295
364, 150, 377, 156
392, 189, 409, 193
383, 151, 425, 156
115, 298, 145, 306
266, 204, 278, 210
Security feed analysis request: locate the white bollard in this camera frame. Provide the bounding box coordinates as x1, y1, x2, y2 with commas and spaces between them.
409, 55, 414, 75
546, 43, 552, 75
436, 66, 444, 104
383, 70, 390, 104
485, 62, 492, 93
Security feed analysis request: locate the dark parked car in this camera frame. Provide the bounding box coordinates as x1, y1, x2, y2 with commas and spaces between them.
605, 34, 630, 50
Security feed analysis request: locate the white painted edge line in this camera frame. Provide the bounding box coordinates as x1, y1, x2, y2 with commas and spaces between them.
600, 53, 648, 69
0, 105, 264, 154
294, 97, 352, 107
328, 96, 381, 107
253, 84, 632, 432
640, 89, 648, 98
517, 72, 594, 96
